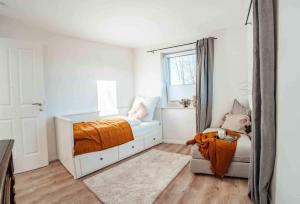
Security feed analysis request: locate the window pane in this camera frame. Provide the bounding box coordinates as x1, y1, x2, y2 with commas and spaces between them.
169, 54, 196, 85
168, 85, 196, 101
97, 80, 119, 116
169, 58, 182, 85
182, 54, 196, 84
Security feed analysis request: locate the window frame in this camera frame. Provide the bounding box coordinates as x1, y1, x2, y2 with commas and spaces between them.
165, 49, 196, 86
161, 49, 197, 106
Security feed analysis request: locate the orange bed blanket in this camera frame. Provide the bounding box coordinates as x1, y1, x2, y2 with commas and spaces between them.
186, 129, 240, 178
73, 118, 134, 155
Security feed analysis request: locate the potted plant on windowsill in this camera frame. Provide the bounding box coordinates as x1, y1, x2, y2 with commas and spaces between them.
179, 99, 191, 108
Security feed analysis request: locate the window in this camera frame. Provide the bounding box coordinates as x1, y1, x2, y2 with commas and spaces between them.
97, 80, 118, 116
163, 50, 196, 103
169, 52, 196, 86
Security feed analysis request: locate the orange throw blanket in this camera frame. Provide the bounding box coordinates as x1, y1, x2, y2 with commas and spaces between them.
73, 118, 134, 155
186, 129, 240, 178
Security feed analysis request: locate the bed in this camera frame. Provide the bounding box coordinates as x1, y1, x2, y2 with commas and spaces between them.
55, 108, 162, 179
190, 128, 251, 178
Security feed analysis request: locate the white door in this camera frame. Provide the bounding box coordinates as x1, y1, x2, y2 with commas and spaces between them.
0, 38, 48, 173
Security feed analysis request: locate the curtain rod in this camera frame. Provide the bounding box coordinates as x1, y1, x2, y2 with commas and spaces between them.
147, 37, 217, 53
245, 0, 253, 25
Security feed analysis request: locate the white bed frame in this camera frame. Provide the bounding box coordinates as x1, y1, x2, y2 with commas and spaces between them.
55, 108, 162, 179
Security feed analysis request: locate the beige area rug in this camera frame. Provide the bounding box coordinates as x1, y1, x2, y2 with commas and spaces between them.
84, 149, 191, 204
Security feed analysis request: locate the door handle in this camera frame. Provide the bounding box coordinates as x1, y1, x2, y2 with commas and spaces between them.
32, 103, 42, 107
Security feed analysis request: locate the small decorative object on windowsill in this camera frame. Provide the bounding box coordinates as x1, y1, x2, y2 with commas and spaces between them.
179, 99, 191, 108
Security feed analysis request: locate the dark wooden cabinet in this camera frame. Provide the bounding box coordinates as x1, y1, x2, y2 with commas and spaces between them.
0, 140, 15, 204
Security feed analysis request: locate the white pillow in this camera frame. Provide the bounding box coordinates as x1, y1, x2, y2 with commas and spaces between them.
128, 102, 148, 121
129, 96, 159, 121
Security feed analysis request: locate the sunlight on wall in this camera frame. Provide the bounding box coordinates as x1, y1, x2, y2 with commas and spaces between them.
97, 80, 118, 116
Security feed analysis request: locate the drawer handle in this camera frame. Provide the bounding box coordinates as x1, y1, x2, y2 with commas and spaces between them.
132, 146, 135, 149
153, 138, 156, 141
100, 157, 103, 161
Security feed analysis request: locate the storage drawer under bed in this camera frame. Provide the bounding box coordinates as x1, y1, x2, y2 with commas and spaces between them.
75, 147, 119, 176
144, 128, 162, 149
119, 138, 144, 160
73, 124, 162, 178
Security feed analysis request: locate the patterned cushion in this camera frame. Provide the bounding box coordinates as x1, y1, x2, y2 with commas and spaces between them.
221, 114, 251, 134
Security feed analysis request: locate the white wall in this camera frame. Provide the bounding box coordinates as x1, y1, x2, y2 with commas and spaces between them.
275, 0, 300, 203
212, 26, 249, 126
133, 26, 249, 143
0, 16, 134, 161
162, 108, 196, 143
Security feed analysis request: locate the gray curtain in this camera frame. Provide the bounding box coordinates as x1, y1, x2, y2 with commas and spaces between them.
195, 38, 214, 133
249, 0, 276, 203
161, 54, 170, 108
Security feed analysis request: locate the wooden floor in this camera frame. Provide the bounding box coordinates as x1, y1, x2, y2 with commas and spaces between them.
15, 143, 252, 204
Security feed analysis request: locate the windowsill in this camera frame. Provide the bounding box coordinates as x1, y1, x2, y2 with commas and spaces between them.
162, 101, 195, 110
161, 106, 195, 110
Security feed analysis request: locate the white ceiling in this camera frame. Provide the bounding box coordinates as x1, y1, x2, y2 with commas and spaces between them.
0, 0, 247, 48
